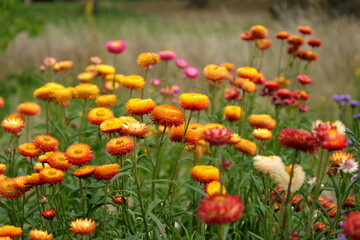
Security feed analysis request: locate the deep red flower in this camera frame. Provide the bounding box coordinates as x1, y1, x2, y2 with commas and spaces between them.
197, 194, 244, 224
343, 211, 360, 239
278, 128, 319, 154
320, 130, 347, 151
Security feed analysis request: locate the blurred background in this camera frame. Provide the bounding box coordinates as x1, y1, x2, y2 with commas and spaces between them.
1, 0, 360, 121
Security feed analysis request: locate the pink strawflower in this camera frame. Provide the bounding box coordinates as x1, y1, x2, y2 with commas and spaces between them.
158, 50, 176, 60
106, 40, 127, 54
184, 66, 200, 79
175, 59, 189, 69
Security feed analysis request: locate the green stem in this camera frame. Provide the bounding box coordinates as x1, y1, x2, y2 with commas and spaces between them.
133, 138, 150, 240
26, 116, 30, 142
217, 224, 223, 240
46, 101, 50, 135
151, 126, 167, 201
103, 181, 109, 240
79, 99, 89, 142
141, 68, 149, 99
79, 178, 86, 217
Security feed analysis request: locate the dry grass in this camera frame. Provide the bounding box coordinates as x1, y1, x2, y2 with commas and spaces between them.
1, 2, 359, 119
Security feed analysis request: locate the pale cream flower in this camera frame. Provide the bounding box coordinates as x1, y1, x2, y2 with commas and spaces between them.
253, 155, 284, 174
269, 164, 305, 192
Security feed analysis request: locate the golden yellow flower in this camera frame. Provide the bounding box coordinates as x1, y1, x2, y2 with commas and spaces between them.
191, 165, 220, 183
203, 123, 225, 131
233, 78, 256, 93
104, 74, 124, 82
253, 155, 284, 174
95, 64, 115, 75
178, 93, 210, 111
73, 84, 99, 100
137, 52, 161, 67
252, 128, 272, 141
220, 62, 235, 72
100, 118, 122, 133
53, 60, 73, 71
229, 133, 241, 144
224, 105, 242, 122
269, 164, 305, 192
248, 114, 276, 130
53, 88, 73, 106
236, 67, 259, 81
29, 229, 53, 240
235, 138, 257, 156
203, 64, 228, 82
77, 72, 95, 83
120, 75, 145, 90
70, 218, 96, 236
126, 98, 156, 116
104, 81, 121, 91
34, 83, 65, 102
95, 95, 117, 107
0, 226, 23, 238
205, 181, 226, 196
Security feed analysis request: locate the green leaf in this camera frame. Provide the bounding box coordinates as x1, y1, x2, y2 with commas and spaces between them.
148, 212, 167, 239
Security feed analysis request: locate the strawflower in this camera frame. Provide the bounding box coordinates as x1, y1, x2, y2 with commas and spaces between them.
17, 102, 41, 116
120, 75, 145, 90
29, 229, 53, 240
126, 98, 156, 116
47, 152, 72, 171
65, 143, 93, 166
205, 181, 226, 196
270, 164, 306, 192
224, 105, 242, 121
39, 168, 65, 184
278, 128, 318, 154
33, 135, 59, 152
151, 104, 185, 127
106, 40, 126, 54
70, 218, 96, 236
96, 95, 117, 107
184, 66, 200, 79
137, 52, 161, 67
203, 64, 228, 82
88, 107, 114, 125
203, 127, 232, 146
253, 155, 284, 174
248, 114, 276, 130
235, 138, 257, 156
106, 137, 134, 156
0, 226, 23, 238
191, 165, 220, 183
178, 93, 210, 111
94, 164, 120, 180
1, 118, 25, 134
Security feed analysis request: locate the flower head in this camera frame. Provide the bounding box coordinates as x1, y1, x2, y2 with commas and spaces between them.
0, 178, 23, 199
191, 165, 220, 183
126, 98, 156, 116
17, 142, 40, 158
224, 105, 242, 122
275, 31, 290, 40
169, 125, 202, 144
235, 138, 257, 156
17, 102, 41, 116
278, 128, 318, 154
121, 121, 148, 137
270, 164, 306, 192
88, 107, 114, 125
330, 152, 354, 166
0, 226, 23, 238
39, 168, 65, 184
308, 38, 322, 47
253, 155, 284, 174
178, 93, 210, 111
248, 114, 276, 130
77, 72, 95, 83
65, 143, 93, 166
204, 181, 226, 196
253, 128, 272, 141
203, 64, 228, 82
175, 59, 188, 69
151, 104, 185, 127
184, 66, 200, 79
203, 127, 232, 146
197, 194, 244, 224
1, 118, 25, 134
70, 218, 96, 236
339, 159, 359, 174
297, 26, 313, 35
158, 50, 176, 60
47, 152, 72, 171
137, 52, 161, 67
73, 84, 100, 100
29, 229, 53, 240
106, 40, 126, 54
94, 164, 120, 180
73, 165, 95, 178
120, 75, 145, 90
342, 211, 360, 240
100, 118, 122, 133
232, 78, 256, 93
41, 209, 56, 220
96, 95, 117, 107
250, 25, 268, 39
33, 135, 59, 152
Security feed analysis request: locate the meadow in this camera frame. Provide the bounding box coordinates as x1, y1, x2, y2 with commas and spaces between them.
0, 1, 359, 240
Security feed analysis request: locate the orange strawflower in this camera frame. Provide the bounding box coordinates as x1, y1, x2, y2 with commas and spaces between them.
88, 107, 114, 125
297, 26, 313, 35
287, 35, 304, 46
126, 98, 156, 116
34, 162, 51, 173
104, 74, 124, 83
96, 95, 117, 107
203, 64, 228, 82
256, 39, 272, 50
73, 165, 95, 178
4, 112, 25, 121
220, 62, 235, 72
39, 152, 54, 163
53, 60, 73, 71
33, 135, 59, 152
169, 125, 202, 144
137, 52, 161, 67
99, 118, 122, 133
0, 178, 23, 199
18, 143, 41, 158
224, 105, 242, 122
29, 229, 53, 240
106, 137, 134, 156
70, 218, 96, 236
120, 75, 145, 90
17, 102, 41, 116
112, 196, 128, 205
233, 78, 256, 93
39, 168, 65, 184
47, 152, 72, 171
73, 84, 100, 100
0, 97, 4, 108
178, 93, 210, 111
205, 181, 226, 196
53, 88, 73, 107
26, 173, 43, 186
236, 67, 259, 82
191, 165, 220, 184
0, 226, 23, 238
93, 164, 120, 180
1, 118, 25, 134
65, 143, 93, 166
235, 138, 257, 156
330, 152, 354, 167
250, 25, 268, 39
41, 209, 56, 220
253, 128, 272, 141
275, 31, 290, 40
0, 164, 6, 174
14, 176, 32, 192
77, 72, 95, 83
248, 114, 276, 130
151, 104, 185, 127
121, 121, 148, 137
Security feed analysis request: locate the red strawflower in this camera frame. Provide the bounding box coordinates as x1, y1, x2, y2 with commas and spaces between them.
278, 128, 319, 154
197, 194, 244, 224
203, 127, 232, 146
343, 211, 360, 239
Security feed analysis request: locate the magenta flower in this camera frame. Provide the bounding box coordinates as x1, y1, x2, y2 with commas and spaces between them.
106, 40, 127, 54
184, 66, 199, 79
